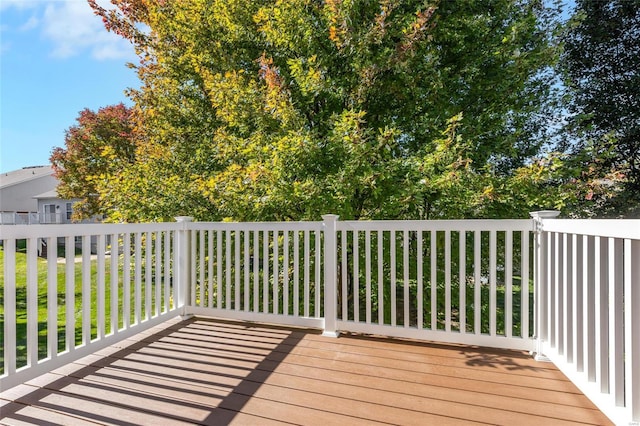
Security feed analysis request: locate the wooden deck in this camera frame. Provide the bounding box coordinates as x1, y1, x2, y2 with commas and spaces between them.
0, 317, 612, 425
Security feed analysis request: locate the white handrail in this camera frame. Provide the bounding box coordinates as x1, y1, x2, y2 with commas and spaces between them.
535, 215, 640, 424
1, 215, 638, 423
0, 222, 182, 391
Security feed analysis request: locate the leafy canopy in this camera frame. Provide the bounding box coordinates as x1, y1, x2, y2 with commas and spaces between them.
560, 0, 640, 217
85, 0, 567, 221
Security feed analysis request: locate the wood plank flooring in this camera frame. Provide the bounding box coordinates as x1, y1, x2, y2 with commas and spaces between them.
0, 317, 612, 425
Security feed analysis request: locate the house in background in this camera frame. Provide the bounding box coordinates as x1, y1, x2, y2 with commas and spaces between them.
0, 165, 82, 225
34, 189, 75, 224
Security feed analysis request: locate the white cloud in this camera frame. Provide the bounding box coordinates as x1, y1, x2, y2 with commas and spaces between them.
19, 16, 39, 31
0, 0, 38, 12
41, 0, 135, 61
2, 0, 133, 60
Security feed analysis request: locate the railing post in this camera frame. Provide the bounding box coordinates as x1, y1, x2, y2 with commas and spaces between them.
322, 214, 340, 337
175, 216, 194, 319
530, 210, 560, 361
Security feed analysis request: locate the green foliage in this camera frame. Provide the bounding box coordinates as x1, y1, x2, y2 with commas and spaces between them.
87, 0, 567, 221
560, 0, 640, 217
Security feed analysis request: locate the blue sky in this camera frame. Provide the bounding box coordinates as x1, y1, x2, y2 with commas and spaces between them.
0, 0, 139, 173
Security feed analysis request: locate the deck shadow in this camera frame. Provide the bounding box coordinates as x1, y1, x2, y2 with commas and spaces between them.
1, 317, 309, 425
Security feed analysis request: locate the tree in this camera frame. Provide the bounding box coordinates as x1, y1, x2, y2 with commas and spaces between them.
50, 103, 136, 220
89, 0, 565, 221
560, 0, 640, 217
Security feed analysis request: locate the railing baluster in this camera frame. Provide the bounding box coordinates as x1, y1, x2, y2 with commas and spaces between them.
304, 230, 310, 317
111, 233, 119, 334
263, 230, 269, 313
65, 236, 75, 350
4, 238, 17, 374
547, 232, 555, 348
570, 234, 582, 371
609, 238, 624, 406
134, 233, 142, 325
199, 230, 205, 308
341, 230, 347, 321
236, 229, 241, 311
26, 238, 38, 364
166, 231, 172, 311
417, 231, 423, 330
216, 230, 222, 311
244, 230, 250, 312
624, 239, 640, 420
315, 229, 321, 318
283, 231, 289, 315
390, 229, 396, 327
253, 230, 259, 313
555, 232, 563, 352
563, 233, 572, 361
123, 233, 131, 329
155, 231, 161, 316
208, 230, 214, 309
365, 230, 371, 324
445, 230, 451, 332
474, 231, 481, 335
227, 230, 233, 310
353, 229, 359, 322
189, 230, 196, 311
585, 235, 596, 382
459, 231, 466, 334
377, 230, 384, 325
489, 230, 497, 336
505, 231, 512, 338
403, 230, 409, 328
293, 231, 300, 316
82, 235, 92, 344
97, 234, 106, 338
575, 234, 584, 372
431, 231, 437, 331
273, 230, 279, 315
521, 231, 530, 339
595, 236, 609, 392
146, 231, 153, 320
47, 236, 57, 359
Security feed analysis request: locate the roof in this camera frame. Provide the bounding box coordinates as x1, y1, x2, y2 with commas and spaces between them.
0, 166, 55, 189
33, 189, 59, 199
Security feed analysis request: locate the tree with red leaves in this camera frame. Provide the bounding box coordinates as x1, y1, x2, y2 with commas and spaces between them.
51, 103, 136, 220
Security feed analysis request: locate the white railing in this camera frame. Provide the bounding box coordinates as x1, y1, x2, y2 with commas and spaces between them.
182, 219, 326, 330
179, 217, 535, 350
0, 212, 69, 225
0, 222, 182, 390
1, 214, 638, 423
332, 218, 535, 350
533, 215, 640, 424
1, 212, 41, 225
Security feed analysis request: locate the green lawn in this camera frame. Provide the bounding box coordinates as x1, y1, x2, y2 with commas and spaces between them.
0, 242, 166, 373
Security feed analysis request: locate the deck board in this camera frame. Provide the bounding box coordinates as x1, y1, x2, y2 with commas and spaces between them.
1, 317, 613, 425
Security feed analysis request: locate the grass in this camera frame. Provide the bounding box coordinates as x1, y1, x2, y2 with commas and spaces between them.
0, 241, 170, 374
0, 246, 105, 371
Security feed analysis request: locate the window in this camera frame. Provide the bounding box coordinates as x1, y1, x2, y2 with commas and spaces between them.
66, 203, 73, 221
